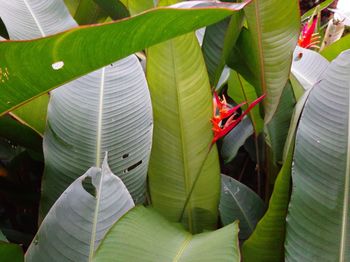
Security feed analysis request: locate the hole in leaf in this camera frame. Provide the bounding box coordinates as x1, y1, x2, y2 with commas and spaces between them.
122, 153, 129, 159
82, 177, 96, 197
126, 160, 142, 172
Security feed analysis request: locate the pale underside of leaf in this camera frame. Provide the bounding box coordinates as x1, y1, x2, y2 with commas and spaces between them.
26, 157, 135, 262
286, 50, 350, 261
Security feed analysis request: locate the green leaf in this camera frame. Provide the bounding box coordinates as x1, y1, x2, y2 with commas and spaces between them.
0, 115, 42, 152
74, 0, 108, 25
221, 117, 254, 163
26, 156, 134, 262
147, 33, 220, 233
41, 54, 153, 219
301, 0, 335, 21
285, 50, 350, 261
202, 11, 244, 87
0, 1, 249, 116
230, 0, 300, 123
64, 0, 81, 16
291, 46, 329, 91
93, 206, 240, 262
93, 0, 130, 20
219, 174, 265, 240
0, 242, 23, 262
242, 139, 294, 262
227, 69, 264, 134
10, 94, 49, 136
266, 81, 296, 164
1, 0, 152, 219
120, 0, 154, 15
321, 34, 350, 61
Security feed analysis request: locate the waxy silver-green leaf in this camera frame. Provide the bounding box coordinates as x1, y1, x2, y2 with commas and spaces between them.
26, 156, 134, 262
286, 50, 350, 261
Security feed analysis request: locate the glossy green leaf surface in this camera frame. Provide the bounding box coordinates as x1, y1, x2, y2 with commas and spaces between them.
0, 1, 249, 116
0, 241, 23, 262
232, 0, 299, 123
93, 206, 240, 262
26, 157, 134, 262
147, 33, 220, 233
74, 0, 108, 25
93, 0, 129, 19
242, 141, 294, 262
219, 174, 265, 240
285, 50, 350, 261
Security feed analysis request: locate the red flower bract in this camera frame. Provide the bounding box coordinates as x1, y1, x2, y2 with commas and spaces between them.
211, 92, 265, 144
298, 16, 320, 49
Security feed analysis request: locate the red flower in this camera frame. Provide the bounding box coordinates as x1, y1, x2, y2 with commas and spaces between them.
298, 16, 320, 49
211, 92, 265, 144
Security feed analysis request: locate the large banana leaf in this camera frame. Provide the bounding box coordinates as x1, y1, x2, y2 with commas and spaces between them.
26, 156, 134, 262
219, 174, 265, 240
0, 1, 250, 116
147, 33, 220, 233
0, 0, 153, 221
41, 55, 152, 218
230, 0, 300, 123
93, 206, 240, 262
285, 50, 350, 261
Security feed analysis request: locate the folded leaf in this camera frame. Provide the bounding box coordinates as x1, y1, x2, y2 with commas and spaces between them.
26, 156, 135, 262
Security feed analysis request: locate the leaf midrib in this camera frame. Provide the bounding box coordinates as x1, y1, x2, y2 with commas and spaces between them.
169, 39, 193, 233
22, 0, 46, 37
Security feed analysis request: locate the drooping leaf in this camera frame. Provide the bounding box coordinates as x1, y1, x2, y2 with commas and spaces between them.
321, 34, 350, 61
93, 206, 240, 262
202, 11, 244, 87
266, 81, 296, 165
227, 69, 264, 134
221, 117, 254, 163
0, 241, 23, 262
219, 174, 265, 240
0, 1, 250, 116
147, 32, 220, 233
0, 0, 153, 219
291, 46, 329, 91
26, 156, 134, 262
285, 50, 350, 261
242, 140, 294, 262
229, 0, 300, 123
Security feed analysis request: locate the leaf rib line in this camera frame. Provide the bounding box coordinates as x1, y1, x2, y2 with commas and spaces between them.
22, 0, 46, 37
95, 68, 106, 167
339, 86, 350, 261
172, 234, 192, 262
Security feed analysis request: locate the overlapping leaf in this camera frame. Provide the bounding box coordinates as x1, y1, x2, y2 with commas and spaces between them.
26, 157, 134, 262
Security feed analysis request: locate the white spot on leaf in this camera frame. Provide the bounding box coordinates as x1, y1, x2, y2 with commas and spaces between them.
52, 61, 64, 70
